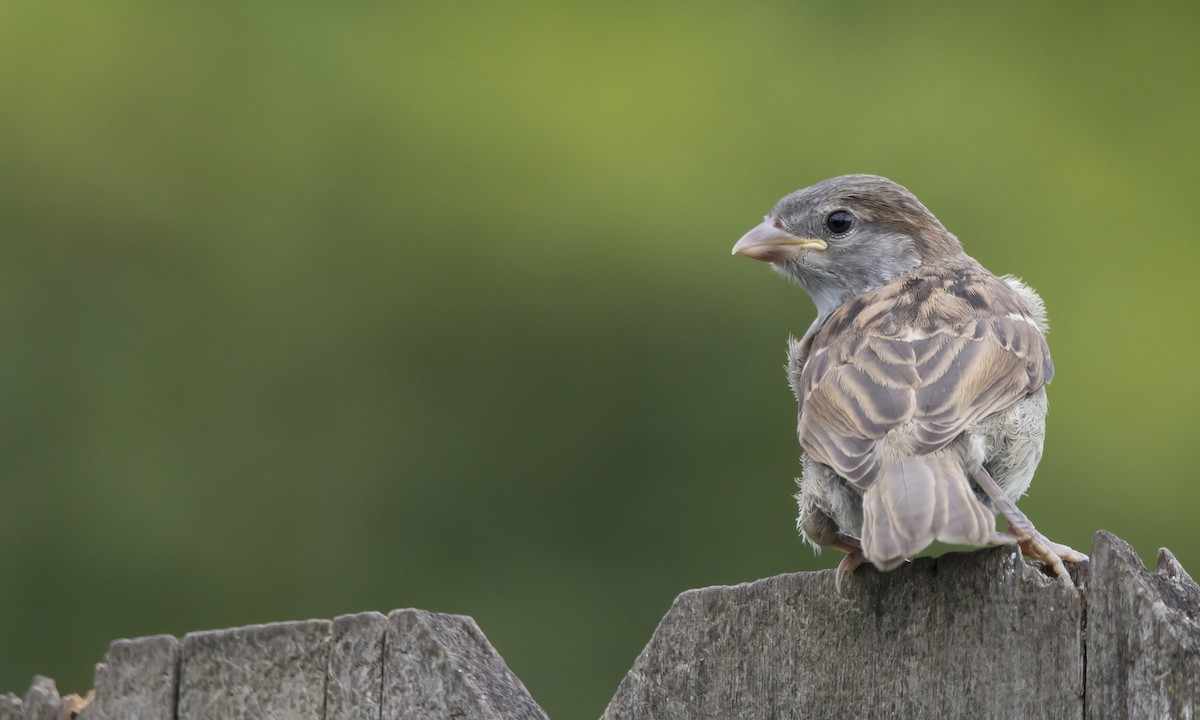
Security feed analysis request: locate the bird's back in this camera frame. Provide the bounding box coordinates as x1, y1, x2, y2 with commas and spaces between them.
792, 260, 1054, 567
795, 259, 1053, 483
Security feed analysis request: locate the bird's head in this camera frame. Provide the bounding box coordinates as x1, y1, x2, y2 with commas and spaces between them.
732, 174, 963, 320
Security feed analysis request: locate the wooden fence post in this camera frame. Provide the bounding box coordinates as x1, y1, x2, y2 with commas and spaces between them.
2, 532, 1197, 719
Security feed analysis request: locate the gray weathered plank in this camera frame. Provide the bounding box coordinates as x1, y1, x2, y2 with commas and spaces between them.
177, 619, 332, 720
5, 531, 1200, 719
382, 608, 549, 720
77, 634, 180, 720
21, 677, 61, 720
0, 693, 22, 720
325, 611, 387, 720
1086, 530, 1200, 719
603, 545, 1083, 720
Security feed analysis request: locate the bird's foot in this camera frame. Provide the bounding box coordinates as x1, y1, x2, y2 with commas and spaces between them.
989, 529, 1087, 584
830, 533, 865, 594
972, 466, 1086, 585
835, 549, 864, 594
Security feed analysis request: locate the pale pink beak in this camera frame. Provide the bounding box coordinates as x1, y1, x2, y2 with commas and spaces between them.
732, 219, 827, 262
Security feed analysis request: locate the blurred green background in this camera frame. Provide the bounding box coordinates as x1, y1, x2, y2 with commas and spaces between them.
1, 2, 1198, 717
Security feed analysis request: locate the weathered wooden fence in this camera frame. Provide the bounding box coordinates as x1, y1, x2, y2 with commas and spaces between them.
3, 531, 1197, 719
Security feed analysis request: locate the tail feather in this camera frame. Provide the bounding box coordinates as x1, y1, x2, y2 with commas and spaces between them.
861, 456, 994, 570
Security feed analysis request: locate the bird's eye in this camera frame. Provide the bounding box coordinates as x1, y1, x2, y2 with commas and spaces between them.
825, 210, 854, 235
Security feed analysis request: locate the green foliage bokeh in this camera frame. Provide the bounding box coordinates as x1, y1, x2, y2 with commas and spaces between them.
2, 2, 1198, 717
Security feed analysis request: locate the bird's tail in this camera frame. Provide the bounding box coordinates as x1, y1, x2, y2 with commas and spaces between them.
861, 456, 994, 570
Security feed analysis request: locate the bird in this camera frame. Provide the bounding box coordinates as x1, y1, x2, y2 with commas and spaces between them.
731, 174, 1086, 588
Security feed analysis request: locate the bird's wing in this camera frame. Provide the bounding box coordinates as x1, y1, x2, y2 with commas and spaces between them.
797, 274, 1052, 491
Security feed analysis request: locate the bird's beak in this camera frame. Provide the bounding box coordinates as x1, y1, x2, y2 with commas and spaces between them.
731, 220, 827, 262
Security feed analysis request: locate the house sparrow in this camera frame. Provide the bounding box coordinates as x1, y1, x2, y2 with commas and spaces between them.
732, 174, 1086, 587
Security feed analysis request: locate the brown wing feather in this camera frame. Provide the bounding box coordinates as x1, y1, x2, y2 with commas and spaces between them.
796, 262, 1052, 491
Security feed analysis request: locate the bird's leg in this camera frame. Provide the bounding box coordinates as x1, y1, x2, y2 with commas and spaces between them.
972, 467, 1087, 583
829, 533, 864, 593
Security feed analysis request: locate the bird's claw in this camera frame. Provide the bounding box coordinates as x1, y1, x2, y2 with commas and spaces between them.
991, 529, 1086, 585
835, 550, 864, 594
